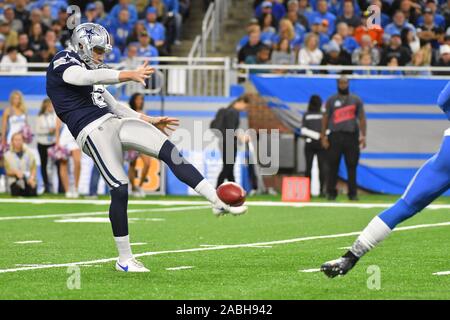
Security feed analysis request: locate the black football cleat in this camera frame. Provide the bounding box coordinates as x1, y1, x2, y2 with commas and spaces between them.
321, 253, 359, 278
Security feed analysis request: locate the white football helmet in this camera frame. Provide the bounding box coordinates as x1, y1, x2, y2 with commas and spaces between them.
71, 23, 112, 69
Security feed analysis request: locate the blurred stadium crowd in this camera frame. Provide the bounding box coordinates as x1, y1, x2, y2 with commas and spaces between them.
238, 0, 450, 75
0, 0, 194, 72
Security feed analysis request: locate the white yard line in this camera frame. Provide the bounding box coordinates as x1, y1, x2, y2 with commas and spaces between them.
299, 268, 321, 273
1, 198, 450, 210
131, 243, 148, 246
0, 206, 210, 221
433, 271, 450, 276
14, 240, 42, 244
200, 244, 272, 248
166, 266, 194, 271
1, 220, 450, 274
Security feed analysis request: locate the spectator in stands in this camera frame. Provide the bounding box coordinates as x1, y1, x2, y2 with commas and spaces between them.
145, 7, 167, 55
384, 10, 416, 36
309, 17, 331, 49
380, 33, 411, 65
246, 45, 272, 73
110, 0, 139, 25
126, 20, 148, 46
32, 29, 62, 63
417, 7, 445, 49
380, 56, 403, 75
123, 43, 140, 68
0, 46, 27, 73
256, 0, 287, 22
236, 19, 261, 52
370, 0, 391, 28
336, 0, 361, 34
353, 52, 378, 75
14, 0, 30, 29
286, 0, 309, 29
298, 33, 323, 68
36, 98, 58, 194
28, 8, 47, 35
104, 37, 122, 64
1, 91, 28, 147
405, 46, 432, 76
29, 22, 44, 53
309, 0, 337, 35
109, 8, 134, 52
179, 0, 191, 19
432, 43, 450, 75
401, 27, 421, 55
273, 19, 300, 50
53, 10, 71, 47
441, 0, 450, 28
397, 0, 420, 27
136, 30, 160, 64
352, 34, 381, 65
417, 0, 446, 29
4, 132, 37, 197
271, 37, 296, 66
286, 9, 307, 49
321, 39, 352, 73
238, 29, 264, 63
151, 0, 168, 21
302, 94, 326, 197
336, 22, 360, 54
0, 17, 19, 50
83, 3, 100, 24
321, 76, 366, 201
17, 33, 34, 61
259, 13, 278, 48
3, 5, 24, 33
0, 35, 5, 60
94, 1, 110, 26
354, 9, 384, 46
41, 4, 53, 29
163, 0, 183, 45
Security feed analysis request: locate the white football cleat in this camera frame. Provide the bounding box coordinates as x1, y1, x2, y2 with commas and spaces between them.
212, 201, 248, 217
115, 258, 150, 273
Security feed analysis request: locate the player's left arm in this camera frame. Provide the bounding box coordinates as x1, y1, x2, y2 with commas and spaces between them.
102, 89, 179, 135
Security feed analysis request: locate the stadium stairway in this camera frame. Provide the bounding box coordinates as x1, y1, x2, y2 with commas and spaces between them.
171, 0, 253, 58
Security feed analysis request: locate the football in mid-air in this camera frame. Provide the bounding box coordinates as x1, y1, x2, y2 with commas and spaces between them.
217, 182, 246, 207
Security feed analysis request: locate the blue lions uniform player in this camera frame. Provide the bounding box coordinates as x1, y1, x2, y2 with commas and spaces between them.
321, 82, 450, 278
46, 23, 247, 272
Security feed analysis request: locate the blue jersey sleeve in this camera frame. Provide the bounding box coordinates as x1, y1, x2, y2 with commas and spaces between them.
50, 50, 84, 77
437, 82, 450, 121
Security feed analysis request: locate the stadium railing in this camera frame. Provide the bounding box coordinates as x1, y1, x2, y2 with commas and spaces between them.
234, 63, 450, 80
0, 56, 232, 97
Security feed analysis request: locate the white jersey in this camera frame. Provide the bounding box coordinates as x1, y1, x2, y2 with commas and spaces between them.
7, 110, 27, 144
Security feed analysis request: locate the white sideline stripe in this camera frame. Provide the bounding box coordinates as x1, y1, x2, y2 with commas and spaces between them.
54, 217, 166, 223
338, 247, 352, 250
299, 268, 321, 273
166, 266, 194, 271
0, 198, 449, 210
433, 271, 450, 276
0, 206, 209, 221
131, 242, 148, 246
14, 240, 42, 244
1, 220, 450, 274
200, 244, 272, 248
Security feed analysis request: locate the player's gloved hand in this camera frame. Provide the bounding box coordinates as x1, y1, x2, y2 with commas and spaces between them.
151, 116, 180, 135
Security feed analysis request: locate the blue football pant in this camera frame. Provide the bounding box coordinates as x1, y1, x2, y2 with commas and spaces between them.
379, 133, 450, 229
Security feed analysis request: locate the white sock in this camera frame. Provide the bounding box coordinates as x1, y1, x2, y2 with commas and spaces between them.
350, 216, 392, 258
194, 179, 220, 205
114, 235, 133, 263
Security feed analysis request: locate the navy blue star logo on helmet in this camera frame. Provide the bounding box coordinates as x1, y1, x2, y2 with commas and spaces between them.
81, 28, 99, 42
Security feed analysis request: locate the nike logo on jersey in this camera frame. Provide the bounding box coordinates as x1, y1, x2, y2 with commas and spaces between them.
53, 53, 82, 69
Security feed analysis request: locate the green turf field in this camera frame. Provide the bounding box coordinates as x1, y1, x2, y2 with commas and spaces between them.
0, 195, 449, 300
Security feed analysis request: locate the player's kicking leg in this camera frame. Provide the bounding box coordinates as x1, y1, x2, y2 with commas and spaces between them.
321, 132, 450, 278
118, 117, 248, 216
